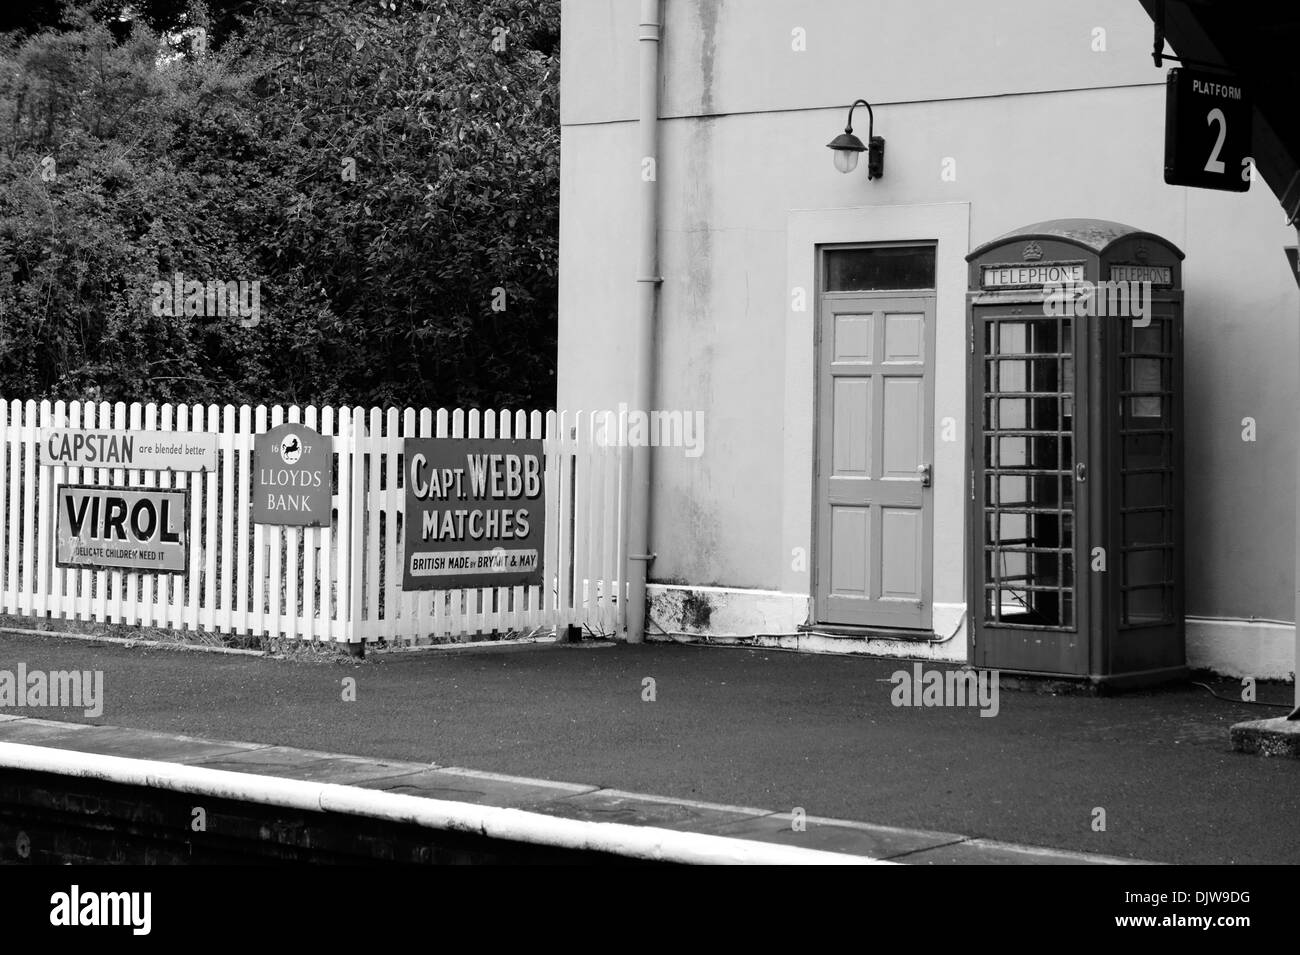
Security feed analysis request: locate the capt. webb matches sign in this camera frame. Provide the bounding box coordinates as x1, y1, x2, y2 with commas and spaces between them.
403, 439, 545, 590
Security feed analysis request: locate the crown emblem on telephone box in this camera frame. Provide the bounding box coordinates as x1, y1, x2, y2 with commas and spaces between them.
1022, 241, 1043, 261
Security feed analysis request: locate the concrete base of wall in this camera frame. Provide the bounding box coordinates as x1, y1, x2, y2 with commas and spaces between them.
1186, 617, 1295, 680
646, 585, 1297, 680
646, 584, 966, 663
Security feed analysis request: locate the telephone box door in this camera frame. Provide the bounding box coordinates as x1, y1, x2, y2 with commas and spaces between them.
970, 301, 1091, 674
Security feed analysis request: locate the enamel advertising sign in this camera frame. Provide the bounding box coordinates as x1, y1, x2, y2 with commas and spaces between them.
55, 485, 188, 573
253, 424, 330, 527
41, 428, 217, 472
402, 438, 546, 590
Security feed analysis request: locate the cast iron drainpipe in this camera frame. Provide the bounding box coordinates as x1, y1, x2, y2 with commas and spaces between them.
626, 0, 662, 643
1286, 183, 1300, 718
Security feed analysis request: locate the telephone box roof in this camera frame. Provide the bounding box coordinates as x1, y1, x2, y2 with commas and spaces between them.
967, 218, 1185, 261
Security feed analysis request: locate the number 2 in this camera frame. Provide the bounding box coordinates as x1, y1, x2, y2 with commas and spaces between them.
1204, 108, 1227, 174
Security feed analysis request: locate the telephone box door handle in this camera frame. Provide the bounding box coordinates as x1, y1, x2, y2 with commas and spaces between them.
1076, 462, 1087, 482
918, 463, 932, 487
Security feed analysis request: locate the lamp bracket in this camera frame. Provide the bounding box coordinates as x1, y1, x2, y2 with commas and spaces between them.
845, 98, 875, 142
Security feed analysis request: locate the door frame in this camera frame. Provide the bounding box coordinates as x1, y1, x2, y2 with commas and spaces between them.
812, 276, 937, 630
782, 203, 971, 647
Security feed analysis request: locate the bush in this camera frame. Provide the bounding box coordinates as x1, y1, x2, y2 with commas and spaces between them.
0, 0, 559, 411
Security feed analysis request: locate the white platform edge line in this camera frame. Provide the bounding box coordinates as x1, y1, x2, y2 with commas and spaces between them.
956, 838, 1154, 866
0, 719, 1158, 863
0, 742, 887, 865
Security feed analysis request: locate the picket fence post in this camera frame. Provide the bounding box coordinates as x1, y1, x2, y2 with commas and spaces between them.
346, 407, 367, 644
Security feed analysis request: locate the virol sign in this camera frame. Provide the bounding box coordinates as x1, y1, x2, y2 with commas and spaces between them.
55, 485, 188, 573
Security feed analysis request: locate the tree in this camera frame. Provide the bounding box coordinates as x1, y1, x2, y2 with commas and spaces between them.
238, 0, 560, 409
0, 0, 255, 47
0, 0, 560, 410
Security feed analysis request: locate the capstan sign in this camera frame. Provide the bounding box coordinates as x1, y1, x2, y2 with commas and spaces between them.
41, 428, 217, 472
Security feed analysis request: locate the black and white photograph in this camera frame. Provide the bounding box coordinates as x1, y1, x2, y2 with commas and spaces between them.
0, 0, 1294, 928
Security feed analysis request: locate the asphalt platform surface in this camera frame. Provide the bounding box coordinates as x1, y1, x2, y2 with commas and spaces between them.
0, 631, 1295, 864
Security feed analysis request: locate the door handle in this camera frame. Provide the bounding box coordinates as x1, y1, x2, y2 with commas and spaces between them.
917, 463, 932, 487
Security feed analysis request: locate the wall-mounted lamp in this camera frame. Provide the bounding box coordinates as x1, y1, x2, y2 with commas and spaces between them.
827, 99, 885, 179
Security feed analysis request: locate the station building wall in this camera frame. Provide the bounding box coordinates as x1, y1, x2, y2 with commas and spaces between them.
558, 0, 1298, 676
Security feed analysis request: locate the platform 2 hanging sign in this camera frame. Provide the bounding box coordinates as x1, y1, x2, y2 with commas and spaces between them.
253, 424, 331, 527
55, 485, 188, 573
1164, 67, 1252, 192
41, 428, 217, 471
403, 438, 545, 590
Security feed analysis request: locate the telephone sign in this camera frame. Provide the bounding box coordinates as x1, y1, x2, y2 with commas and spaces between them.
1164, 67, 1251, 192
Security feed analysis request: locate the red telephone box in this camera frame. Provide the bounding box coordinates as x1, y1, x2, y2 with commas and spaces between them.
966, 219, 1186, 688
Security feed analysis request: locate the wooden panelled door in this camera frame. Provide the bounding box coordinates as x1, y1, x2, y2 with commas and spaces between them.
815, 291, 936, 630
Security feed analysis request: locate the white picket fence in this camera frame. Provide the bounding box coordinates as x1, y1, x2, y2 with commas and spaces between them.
0, 399, 630, 644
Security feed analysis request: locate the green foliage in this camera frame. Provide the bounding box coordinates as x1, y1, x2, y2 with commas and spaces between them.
0, 0, 559, 410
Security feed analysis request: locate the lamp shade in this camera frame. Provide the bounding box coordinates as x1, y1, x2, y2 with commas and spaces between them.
827, 131, 867, 174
